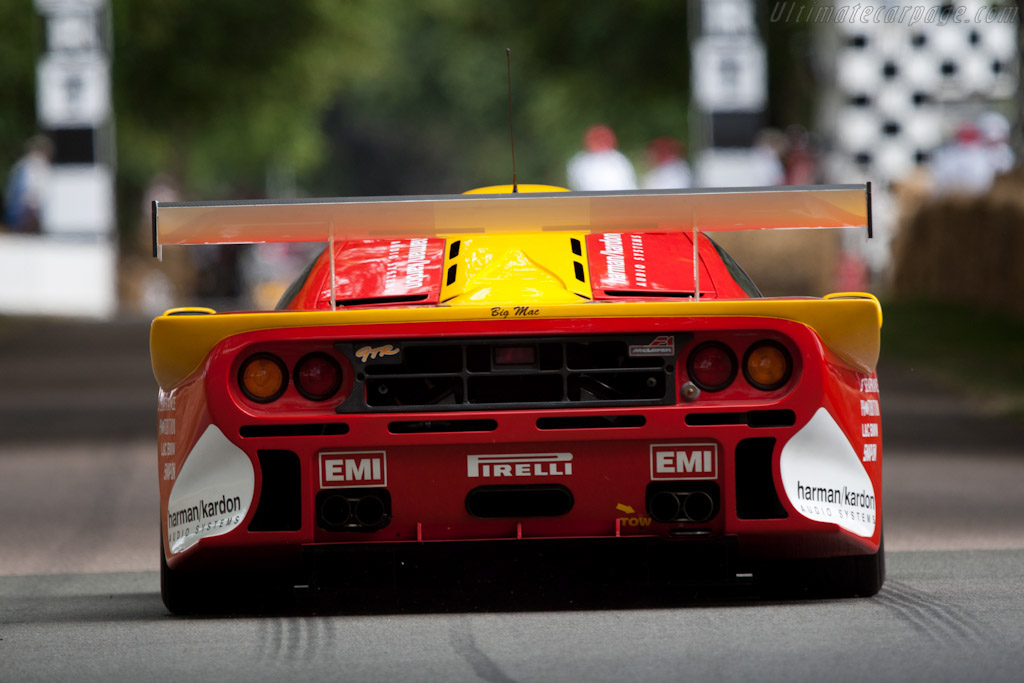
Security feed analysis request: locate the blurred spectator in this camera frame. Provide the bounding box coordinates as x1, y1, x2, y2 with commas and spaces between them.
783, 125, 818, 186
566, 124, 637, 191
3, 135, 54, 233
930, 122, 998, 195
641, 136, 692, 189
748, 128, 787, 186
976, 110, 1014, 176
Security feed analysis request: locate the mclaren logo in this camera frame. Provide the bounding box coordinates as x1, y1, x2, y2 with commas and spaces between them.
355, 344, 400, 363
629, 335, 675, 357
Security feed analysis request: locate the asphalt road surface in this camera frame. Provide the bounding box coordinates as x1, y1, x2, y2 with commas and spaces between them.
1, 319, 1023, 682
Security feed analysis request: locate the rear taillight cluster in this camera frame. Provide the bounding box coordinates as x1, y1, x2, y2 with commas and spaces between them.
238, 352, 343, 404
686, 340, 792, 394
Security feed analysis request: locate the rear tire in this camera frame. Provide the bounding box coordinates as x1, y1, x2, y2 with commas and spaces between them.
160, 540, 297, 615
160, 543, 212, 615
754, 539, 885, 599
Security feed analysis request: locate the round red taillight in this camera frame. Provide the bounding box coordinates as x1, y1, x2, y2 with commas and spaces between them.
294, 353, 342, 401
687, 342, 737, 392
239, 354, 288, 403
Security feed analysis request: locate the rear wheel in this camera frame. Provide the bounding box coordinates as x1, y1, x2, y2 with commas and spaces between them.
753, 539, 885, 599
160, 545, 208, 615
160, 540, 298, 615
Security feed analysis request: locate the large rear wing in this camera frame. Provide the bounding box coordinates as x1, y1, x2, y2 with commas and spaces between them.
153, 184, 871, 306
152, 184, 872, 257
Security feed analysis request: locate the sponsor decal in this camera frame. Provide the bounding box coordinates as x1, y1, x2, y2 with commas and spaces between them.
158, 392, 176, 411
650, 443, 718, 480
383, 238, 433, 292
860, 399, 880, 417
404, 238, 430, 289
168, 495, 242, 530
467, 453, 573, 478
355, 344, 400, 363
600, 233, 628, 286
859, 375, 881, 462
780, 407, 877, 537
629, 335, 675, 357
320, 451, 387, 488
166, 425, 254, 555
629, 234, 648, 287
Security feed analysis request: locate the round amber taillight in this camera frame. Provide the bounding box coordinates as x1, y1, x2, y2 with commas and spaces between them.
239, 354, 288, 402
294, 353, 342, 401
687, 342, 737, 392
744, 341, 792, 391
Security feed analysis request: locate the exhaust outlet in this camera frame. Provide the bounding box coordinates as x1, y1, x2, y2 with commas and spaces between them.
682, 490, 715, 522
354, 494, 387, 527
320, 494, 352, 527
649, 491, 681, 523
316, 489, 391, 531
645, 482, 720, 523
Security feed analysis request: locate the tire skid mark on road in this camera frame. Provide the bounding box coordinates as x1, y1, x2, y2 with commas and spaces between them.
877, 580, 993, 646
257, 618, 285, 663
258, 615, 333, 664
449, 617, 520, 683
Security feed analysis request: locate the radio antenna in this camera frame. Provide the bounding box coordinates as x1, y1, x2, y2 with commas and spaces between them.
506, 48, 518, 193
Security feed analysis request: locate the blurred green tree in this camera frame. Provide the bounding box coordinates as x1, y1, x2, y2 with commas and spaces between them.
113, 0, 358, 199
2, 0, 820, 226
0, 7, 42, 185
314, 0, 693, 195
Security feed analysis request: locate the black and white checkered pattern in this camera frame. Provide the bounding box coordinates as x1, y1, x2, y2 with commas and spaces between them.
824, 0, 1017, 182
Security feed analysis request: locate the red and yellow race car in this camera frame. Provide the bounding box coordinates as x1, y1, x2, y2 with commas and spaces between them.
151, 184, 883, 613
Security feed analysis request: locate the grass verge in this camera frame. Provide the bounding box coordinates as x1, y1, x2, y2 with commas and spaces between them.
880, 298, 1024, 417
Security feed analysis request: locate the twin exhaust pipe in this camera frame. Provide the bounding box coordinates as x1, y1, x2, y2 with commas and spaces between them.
316, 490, 391, 531
648, 489, 716, 523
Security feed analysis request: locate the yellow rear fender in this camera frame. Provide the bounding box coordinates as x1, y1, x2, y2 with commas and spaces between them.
151, 297, 882, 391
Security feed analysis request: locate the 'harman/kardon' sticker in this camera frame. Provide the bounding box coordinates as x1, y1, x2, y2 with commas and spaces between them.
780, 407, 876, 537
166, 425, 254, 555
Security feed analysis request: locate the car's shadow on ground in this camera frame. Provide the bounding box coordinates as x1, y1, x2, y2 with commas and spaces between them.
166, 542, 861, 618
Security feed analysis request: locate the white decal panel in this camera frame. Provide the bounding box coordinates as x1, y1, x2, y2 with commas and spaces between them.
166, 425, 254, 555
320, 451, 387, 488
780, 408, 877, 537
650, 443, 718, 480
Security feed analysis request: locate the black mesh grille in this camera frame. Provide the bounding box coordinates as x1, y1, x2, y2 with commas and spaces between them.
338, 334, 684, 413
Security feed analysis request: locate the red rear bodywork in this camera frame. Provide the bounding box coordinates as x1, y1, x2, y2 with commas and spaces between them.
157, 236, 881, 577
